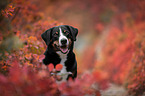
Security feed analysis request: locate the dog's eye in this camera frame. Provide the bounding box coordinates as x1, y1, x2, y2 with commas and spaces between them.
54, 32, 58, 36
64, 30, 69, 35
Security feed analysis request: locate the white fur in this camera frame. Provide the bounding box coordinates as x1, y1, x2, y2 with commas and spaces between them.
59, 28, 69, 46
56, 51, 68, 82
56, 28, 71, 83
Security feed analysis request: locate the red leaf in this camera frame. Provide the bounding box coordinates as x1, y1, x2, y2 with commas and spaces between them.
47, 63, 54, 72
56, 64, 63, 71
0, 74, 8, 84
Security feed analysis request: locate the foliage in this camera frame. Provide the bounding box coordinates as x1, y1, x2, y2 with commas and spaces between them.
127, 25, 145, 96
0, 0, 145, 96
0, 60, 59, 96
0, 0, 103, 95
1, 4, 15, 18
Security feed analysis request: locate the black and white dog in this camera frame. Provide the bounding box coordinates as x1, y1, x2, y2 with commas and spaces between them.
41, 25, 78, 81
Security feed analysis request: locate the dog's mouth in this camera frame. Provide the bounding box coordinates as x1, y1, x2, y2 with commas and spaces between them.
54, 44, 69, 54
59, 45, 69, 54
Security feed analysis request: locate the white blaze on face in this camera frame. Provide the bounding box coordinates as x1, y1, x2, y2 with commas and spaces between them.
59, 27, 69, 46
56, 28, 71, 83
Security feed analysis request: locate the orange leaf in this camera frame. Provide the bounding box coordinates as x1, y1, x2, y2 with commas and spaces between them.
47, 63, 54, 72
9, 12, 13, 16
56, 64, 63, 71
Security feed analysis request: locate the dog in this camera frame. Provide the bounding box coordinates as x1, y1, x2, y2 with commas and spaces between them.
41, 25, 78, 82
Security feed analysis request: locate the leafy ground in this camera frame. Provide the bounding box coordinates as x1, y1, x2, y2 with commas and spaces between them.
0, 0, 145, 96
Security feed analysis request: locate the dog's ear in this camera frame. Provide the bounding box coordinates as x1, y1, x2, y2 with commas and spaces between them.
41, 28, 53, 45
65, 25, 78, 41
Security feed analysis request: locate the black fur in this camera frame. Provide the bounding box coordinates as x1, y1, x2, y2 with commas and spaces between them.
41, 25, 78, 80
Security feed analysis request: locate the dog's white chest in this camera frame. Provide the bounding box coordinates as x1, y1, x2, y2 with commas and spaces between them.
56, 51, 68, 81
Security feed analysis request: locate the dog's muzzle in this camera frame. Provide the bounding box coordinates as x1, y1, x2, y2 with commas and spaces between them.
59, 38, 69, 54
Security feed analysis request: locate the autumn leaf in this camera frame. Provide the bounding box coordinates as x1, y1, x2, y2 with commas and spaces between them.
56, 64, 63, 71
47, 63, 54, 72
0, 0, 145, 95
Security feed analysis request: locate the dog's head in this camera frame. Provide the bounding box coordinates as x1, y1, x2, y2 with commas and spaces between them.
41, 25, 78, 54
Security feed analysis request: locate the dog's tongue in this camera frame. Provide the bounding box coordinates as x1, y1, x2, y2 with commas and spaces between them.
60, 48, 68, 53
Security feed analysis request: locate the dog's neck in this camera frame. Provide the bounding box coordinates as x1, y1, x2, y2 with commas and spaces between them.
56, 51, 68, 64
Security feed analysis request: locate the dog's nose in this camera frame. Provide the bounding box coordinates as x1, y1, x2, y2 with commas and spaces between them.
61, 39, 67, 45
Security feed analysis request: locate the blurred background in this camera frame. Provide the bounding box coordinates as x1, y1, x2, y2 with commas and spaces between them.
0, 0, 145, 95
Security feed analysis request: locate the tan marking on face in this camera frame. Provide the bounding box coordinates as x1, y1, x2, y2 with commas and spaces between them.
68, 39, 72, 49
52, 41, 59, 51
55, 32, 58, 35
